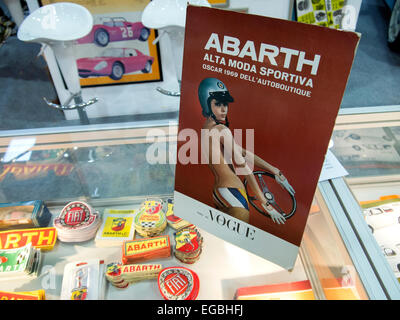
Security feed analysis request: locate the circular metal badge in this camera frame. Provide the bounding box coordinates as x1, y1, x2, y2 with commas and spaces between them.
158, 267, 198, 300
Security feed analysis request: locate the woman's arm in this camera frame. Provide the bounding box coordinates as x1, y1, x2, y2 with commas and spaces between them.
254, 153, 280, 175
241, 147, 295, 196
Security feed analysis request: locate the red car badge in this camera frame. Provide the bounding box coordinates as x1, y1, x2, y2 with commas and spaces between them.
158, 267, 199, 300
58, 201, 92, 228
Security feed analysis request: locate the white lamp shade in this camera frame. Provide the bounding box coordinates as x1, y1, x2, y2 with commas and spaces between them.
17, 2, 93, 43
142, 0, 211, 29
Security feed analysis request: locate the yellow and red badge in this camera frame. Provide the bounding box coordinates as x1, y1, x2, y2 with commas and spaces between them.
105, 263, 129, 288
158, 267, 200, 300
0, 290, 46, 300
71, 288, 87, 300
174, 227, 203, 264
111, 218, 126, 231
0, 227, 57, 251
134, 199, 167, 237
122, 235, 171, 264
106, 262, 162, 288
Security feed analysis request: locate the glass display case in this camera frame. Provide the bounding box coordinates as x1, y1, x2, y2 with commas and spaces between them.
1, 0, 400, 300
328, 107, 400, 297
0, 121, 398, 300
0, 124, 305, 300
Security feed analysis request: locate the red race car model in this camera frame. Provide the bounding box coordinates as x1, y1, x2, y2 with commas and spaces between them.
77, 17, 151, 47
77, 48, 154, 80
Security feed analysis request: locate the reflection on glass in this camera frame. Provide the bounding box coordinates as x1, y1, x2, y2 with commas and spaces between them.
0, 129, 175, 203
359, 196, 400, 281
301, 194, 369, 300
2, 138, 36, 163
330, 126, 400, 179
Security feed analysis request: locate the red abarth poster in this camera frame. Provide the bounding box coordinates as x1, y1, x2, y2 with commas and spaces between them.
173, 6, 360, 269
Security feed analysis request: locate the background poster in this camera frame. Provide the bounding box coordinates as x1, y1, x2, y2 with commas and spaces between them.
41, 0, 162, 87
174, 6, 359, 269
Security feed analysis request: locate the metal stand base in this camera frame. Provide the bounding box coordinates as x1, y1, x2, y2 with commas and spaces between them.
156, 80, 181, 97
43, 91, 98, 125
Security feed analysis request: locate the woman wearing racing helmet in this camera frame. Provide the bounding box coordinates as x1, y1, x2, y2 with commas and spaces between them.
199, 77, 294, 225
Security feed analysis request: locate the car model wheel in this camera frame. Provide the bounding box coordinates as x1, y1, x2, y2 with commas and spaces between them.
388, 0, 400, 51
94, 28, 110, 47
139, 27, 150, 41
141, 60, 152, 73
349, 133, 361, 140
110, 62, 124, 80
297, 0, 308, 11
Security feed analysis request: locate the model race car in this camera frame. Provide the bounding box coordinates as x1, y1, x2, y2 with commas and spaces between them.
381, 244, 400, 278
77, 17, 151, 47
363, 200, 400, 233
77, 48, 154, 80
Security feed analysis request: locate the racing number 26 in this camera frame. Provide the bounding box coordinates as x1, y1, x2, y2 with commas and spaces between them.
120, 26, 133, 38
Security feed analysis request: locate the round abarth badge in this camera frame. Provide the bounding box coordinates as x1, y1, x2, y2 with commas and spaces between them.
58, 201, 92, 228
158, 267, 199, 300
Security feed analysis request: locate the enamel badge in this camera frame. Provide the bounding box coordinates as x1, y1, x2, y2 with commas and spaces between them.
158, 267, 199, 300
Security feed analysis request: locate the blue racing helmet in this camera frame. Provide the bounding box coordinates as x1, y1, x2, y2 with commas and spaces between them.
198, 78, 234, 117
